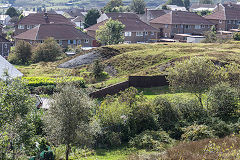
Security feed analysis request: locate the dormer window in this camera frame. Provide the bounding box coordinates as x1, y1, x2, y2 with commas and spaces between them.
18, 25, 24, 29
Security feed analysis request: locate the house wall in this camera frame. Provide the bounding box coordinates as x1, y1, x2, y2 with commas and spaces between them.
150, 23, 212, 38
87, 30, 159, 44
0, 42, 11, 57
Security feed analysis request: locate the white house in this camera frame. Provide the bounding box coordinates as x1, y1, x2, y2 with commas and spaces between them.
0, 15, 11, 25
0, 55, 23, 80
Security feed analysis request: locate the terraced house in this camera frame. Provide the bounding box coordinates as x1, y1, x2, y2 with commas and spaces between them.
204, 3, 240, 31
150, 11, 213, 38
86, 13, 159, 44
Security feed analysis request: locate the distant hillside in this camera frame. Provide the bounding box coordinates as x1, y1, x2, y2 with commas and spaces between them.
12, 0, 166, 10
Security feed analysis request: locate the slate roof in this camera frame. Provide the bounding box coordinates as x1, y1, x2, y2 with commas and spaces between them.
0, 55, 23, 80
16, 13, 73, 25
205, 3, 240, 20
14, 23, 94, 40
150, 11, 213, 25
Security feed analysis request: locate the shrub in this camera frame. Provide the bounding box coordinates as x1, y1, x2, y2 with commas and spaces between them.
233, 32, 240, 41
8, 40, 32, 64
154, 97, 180, 131
207, 118, 232, 138
129, 130, 174, 151
208, 83, 239, 120
181, 124, 215, 141
91, 59, 105, 78
32, 37, 63, 62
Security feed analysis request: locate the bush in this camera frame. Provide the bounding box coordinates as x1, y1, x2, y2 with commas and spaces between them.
8, 40, 32, 64
32, 37, 63, 62
207, 118, 232, 138
129, 130, 174, 151
233, 32, 240, 41
91, 59, 105, 78
208, 83, 239, 120
181, 124, 215, 141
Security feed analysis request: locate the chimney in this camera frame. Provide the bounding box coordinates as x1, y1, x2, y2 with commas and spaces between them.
43, 12, 49, 23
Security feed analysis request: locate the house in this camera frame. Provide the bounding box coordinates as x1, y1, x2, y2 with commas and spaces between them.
0, 55, 23, 80
139, 9, 170, 24
0, 15, 11, 25
189, 4, 216, 12
0, 25, 11, 57
14, 23, 94, 48
15, 13, 74, 35
204, 3, 240, 31
87, 13, 159, 44
67, 8, 86, 18
72, 14, 85, 29
150, 11, 213, 38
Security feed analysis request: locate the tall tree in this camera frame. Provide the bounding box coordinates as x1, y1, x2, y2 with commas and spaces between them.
200, 0, 213, 4
131, 0, 146, 14
96, 18, 125, 45
184, 0, 190, 10
84, 9, 100, 28
44, 85, 95, 160
103, 0, 123, 13
5, 7, 19, 18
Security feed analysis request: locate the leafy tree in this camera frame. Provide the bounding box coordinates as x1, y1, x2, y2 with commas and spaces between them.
162, 4, 170, 10
166, 0, 184, 7
233, 32, 240, 41
84, 9, 100, 28
32, 37, 62, 62
96, 18, 125, 45
197, 10, 212, 16
103, 0, 123, 13
5, 7, 20, 18
44, 85, 96, 160
184, 0, 190, 10
130, 0, 146, 14
8, 40, 32, 65
167, 56, 226, 107
91, 59, 105, 78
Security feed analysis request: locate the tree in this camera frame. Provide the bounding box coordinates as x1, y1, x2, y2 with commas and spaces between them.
103, 0, 123, 13
131, 0, 146, 14
91, 59, 105, 78
5, 7, 19, 18
8, 40, 32, 65
96, 19, 125, 45
44, 85, 96, 160
162, 4, 170, 10
32, 37, 62, 62
199, 0, 213, 4
167, 56, 226, 107
166, 0, 184, 7
84, 9, 100, 28
184, 0, 190, 10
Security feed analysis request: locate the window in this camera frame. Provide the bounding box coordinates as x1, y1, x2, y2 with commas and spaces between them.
73, 40, 76, 45
124, 41, 131, 44
145, 32, 148, 35
165, 33, 168, 37
27, 25, 31, 29
174, 25, 178, 28
18, 25, 24, 29
78, 40, 81, 44
68, 40, 73, 44
232, 20, 235, 24
151, 32, 154, 35
181, 24, 183, 28
59, 40, 62, 45
195, 25, 201, 29
219, 20, 222, 23
201, 25, 205, 28
4, 44, 7, 48
124, 32, 132, 36
185, 25, 189, 29
228, 20, 231, 24
165, 24, 168, 28
136, 32, 143, 36
84, 39, 89, 43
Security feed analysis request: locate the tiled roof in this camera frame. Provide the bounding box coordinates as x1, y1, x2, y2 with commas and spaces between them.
0, 55, 23, 80
14, 23, 94, 40
86, 17, 158, 32
147, 10, 170, 19
150, 11, 213, 25
16, 13, 73, 25
205, 3, 240, 20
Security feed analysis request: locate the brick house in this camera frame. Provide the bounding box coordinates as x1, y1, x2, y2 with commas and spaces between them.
14, 23, 94, 48
86, 13, 159, 44
15, 13, 74, 35
204, 3, 240, 31
150, 11, 213, 38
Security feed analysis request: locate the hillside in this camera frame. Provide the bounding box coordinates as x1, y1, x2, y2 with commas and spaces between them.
11, 0, 165, 10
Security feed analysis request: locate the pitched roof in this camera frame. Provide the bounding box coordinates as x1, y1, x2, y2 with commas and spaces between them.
14, 23, 94, 40
205, 3, 240, 20
150, 11, 213, 25
72, 15, 85, 22
147, 9, 170, 19
16, 13, 73, 25
0, 55, 23, 80
86, 17, 158, 32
